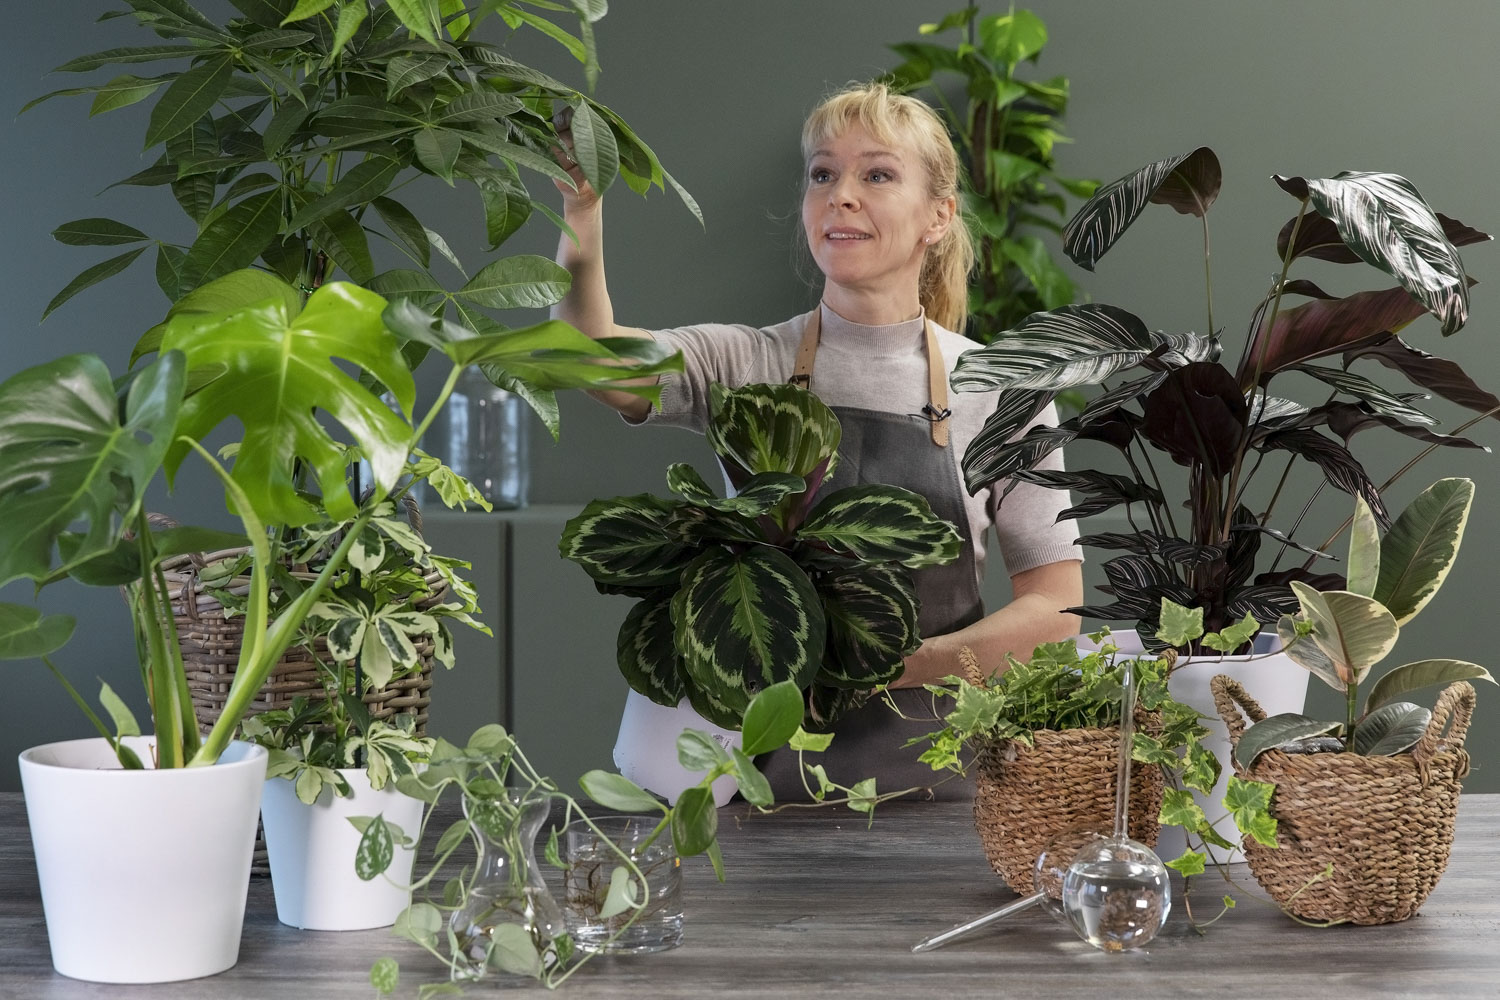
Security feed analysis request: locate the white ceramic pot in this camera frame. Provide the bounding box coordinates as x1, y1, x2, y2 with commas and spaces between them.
614, 690, 741, 806
18, 736, 267, 983
1095, 630, 1310, 862
260, 767, 424, 931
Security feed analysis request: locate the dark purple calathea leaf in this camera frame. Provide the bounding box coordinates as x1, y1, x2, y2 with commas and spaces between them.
1229, 522, 1340, 560
1224, 585, 1299, 624
960, 389, 1059, 493
1063, 146, 1221, 271
1145, 331, 1221, 369
1247, 393, 1312, 442
1224, 504, 1261, 590
949, 304, 1156, 393
1076, 530, 1226, 567
1344, 333, 1500, 421
1074, 409, 1143, 450
1273, 171, 1472, 335
964, 423, 1078, 495
1280, 279, 1338, 300
1255, 567, 1347, 591
1237, 285, 1431, 390
1289, 363, 1436, 426
1276, 209, 1491, 266
1317, 399, 1486, 450
1258, 428, 1390, 526
1009, 469, 1164, 522
1102, 554, 1184, 594
1140, 362, 1247, 477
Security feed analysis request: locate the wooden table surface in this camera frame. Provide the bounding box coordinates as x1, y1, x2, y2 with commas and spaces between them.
2, 792, 1495, 999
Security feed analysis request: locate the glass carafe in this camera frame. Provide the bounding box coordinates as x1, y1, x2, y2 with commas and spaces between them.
438, 366, 529, 509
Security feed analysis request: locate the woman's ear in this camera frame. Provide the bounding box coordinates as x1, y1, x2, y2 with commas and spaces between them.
925, 194, 957, 244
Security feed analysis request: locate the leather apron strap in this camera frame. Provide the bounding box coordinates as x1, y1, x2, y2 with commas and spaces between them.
790, 307, 950, 448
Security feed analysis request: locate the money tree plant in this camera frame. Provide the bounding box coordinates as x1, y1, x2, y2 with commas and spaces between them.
559, 382, 962, 731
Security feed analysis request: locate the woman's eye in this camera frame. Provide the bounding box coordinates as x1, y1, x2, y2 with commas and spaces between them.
810, 168, 832, 183
868, 169, 893, 183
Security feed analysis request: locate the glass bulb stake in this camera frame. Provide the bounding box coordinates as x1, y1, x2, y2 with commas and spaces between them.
438, 367, 529, 509
1058, 658, 1172, 953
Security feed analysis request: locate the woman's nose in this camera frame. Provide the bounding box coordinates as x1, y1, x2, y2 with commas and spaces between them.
828, 176, 859, 209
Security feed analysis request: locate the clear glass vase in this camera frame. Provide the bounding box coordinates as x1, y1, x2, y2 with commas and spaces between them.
449, 789, 565, 981
437, 367, 530, 509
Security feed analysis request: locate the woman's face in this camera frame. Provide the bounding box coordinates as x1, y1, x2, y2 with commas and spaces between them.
801, 124, 951, 305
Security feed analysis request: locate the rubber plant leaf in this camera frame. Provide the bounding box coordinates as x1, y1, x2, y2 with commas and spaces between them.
1273, 171, 1471, 335
157, 279, 415, 526
1062, 146, 1221, 271
1363, 658, 1495, 715
1234, 714, 1343, 770
949, 303, 1155, 393
0, 351, 184, 587
1290, 582, 1399, 687
1351, 701, 1431, 756
1372, 477, 1473, 626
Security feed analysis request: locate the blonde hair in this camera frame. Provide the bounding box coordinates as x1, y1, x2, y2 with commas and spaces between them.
801, 81, 975, 332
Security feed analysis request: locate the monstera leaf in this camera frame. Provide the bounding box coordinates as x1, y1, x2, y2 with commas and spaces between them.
671, 546, 825, 726
0, 604, 76, 660
817, 563, 920, 689
159, 280, 414, 526
1372, 477, 1472, 625
1062, 146, 1221, 271
615, 588, 686, 707
1273, 171, 1471, 335
559, 494, 695, 588
949, 304, 1155, 393
797, 484, 961, 569
0, 351, 184, 587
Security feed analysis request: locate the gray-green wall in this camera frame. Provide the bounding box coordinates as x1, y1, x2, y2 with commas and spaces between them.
3, 2, 1496, 789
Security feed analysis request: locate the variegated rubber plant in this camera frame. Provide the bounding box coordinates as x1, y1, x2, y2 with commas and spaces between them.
1233, 479, 1495, 767
949, 147, 1494, 651
559, 382, 963, 731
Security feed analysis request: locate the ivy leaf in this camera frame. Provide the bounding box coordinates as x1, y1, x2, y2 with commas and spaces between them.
1202, 612, 1259, 653
1158, 787, 1206, 830
1224, 777, 1278, 848
1156, 599, 1204, 647
1166, 850, 1206, 877
788, 727, 834, 752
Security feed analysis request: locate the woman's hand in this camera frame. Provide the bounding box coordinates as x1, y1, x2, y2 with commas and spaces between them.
551, 107, 601, 214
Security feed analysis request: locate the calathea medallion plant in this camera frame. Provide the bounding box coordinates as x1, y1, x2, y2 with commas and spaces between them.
949, 146, 1493, 649
559, 382, 962, 730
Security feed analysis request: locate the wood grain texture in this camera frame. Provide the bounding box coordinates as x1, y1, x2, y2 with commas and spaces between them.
1, 794, 1496, 999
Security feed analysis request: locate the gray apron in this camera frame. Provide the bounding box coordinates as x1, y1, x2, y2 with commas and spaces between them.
757, 311, 983, 802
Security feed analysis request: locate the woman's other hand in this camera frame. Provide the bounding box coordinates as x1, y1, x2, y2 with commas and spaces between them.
551, 107, 601, 213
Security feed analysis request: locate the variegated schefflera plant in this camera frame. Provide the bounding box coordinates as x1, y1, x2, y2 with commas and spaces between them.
1234, 479, 1495, 767
559, 382, 962, 731
949, 146, 1495, 651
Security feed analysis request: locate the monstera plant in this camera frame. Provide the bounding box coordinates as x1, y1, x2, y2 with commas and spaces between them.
559, 382, 962, 730
949, 146, 1494, 650
0, 274, 678, 769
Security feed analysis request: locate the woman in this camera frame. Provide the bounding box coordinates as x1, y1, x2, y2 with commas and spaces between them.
552, 82, 1083, 800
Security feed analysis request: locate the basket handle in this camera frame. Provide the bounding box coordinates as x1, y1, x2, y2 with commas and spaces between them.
1210, 674, 1268, 747
1412, 681, 1477, 767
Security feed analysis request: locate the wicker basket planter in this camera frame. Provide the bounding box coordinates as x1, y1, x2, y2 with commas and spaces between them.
1212, 674, 1475, 925
973, 724, 1164, 894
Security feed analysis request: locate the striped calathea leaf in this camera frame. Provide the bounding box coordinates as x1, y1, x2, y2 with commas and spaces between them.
1008, 469, 1164, 522
816, 564, 920, 689
1273, 171, 1474, 335
1062, 146, 1221, 271
670, 547, 825, 729
796, 484, 961, 568
1276, 208, 1490, 265
557, 493, 695, 588
614, 588, 686, 707
949, 304, 1156, 394
665, 462, 806, 517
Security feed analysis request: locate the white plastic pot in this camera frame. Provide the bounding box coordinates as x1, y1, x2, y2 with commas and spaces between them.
18, 736, 267, 984
614, 690, 742, 806
260, 767, 424, 930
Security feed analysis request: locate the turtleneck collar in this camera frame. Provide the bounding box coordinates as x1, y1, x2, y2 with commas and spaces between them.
817, 301, 927, 356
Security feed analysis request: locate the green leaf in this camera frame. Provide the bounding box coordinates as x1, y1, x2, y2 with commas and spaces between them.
1364, 658, 1495, 713
287, 157, 403, 232
799, 485, 961, 569
1156, 599, 1204, 647
455, 254, 571, 309
91, 74, 166, 115
0, 352, 183, 586
740, 679, 803, 756
369, 956, 399, 996
1346, 495, 1381, 598
818, 563, 919, 688
676, 728, 731, 772
1276, 615, 1345, 693
306, 209, 376, 284
1292, 582, 1399, 686
559, 494, 692, 587
97, 681, 141, 738
371, 196, 430, 268
385, 53, 449, 98
437, 90, 524, 123
280, 0, 335, 24
669, 784, 717, 857
1224, 777, 1278, 848
54, 44, 201, 73
413, 128, 461, 184
1234, 714, 1342, 769
1374, 477, 1474, 626
0, 605, 76, 660
788, 726, 834, 752
846, 777, 878, 814
1353, 701, 1432, 755
331, 0, 369, 57
476, 174, 532, 250
578, 770, 663, 813
513, 8, 586, 62
567, 101, 618, 195
145, 57, 232, 148
729, 746, 773, 806
392, 901, 442, 946
979, 9, 1048, 66
179, 191, 282, 290
706, 381, 843, 482
43, 248, 148, 320
998, 234, 1074, 310
158, 280, 414, 524
386, 0, 440, 46
1166, 850, 1206, 877
487, 922, 543, 977
354, 811, 397, 879
1158, 787, 1207, 830
598, 865, 639, 920
1202, 612, 1259, 653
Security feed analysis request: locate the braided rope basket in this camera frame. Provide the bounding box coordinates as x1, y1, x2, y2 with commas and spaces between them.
1212, 674, 1474, 925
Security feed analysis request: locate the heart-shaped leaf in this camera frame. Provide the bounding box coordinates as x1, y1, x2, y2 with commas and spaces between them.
1374, 477, 1473, 626
578, 770, 663, 813
1140, 362, 1247, 477
1352, 701, 1432, 756
950, 304, 1155, 393
740, 679, 804, 756
1062, 147, 1221, 270
0, 604, 77, 659
669, 784, 717, 857
158, 280, 415, 525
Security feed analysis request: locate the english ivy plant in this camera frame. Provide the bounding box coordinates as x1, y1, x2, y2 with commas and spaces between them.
29, 0, 697, 436
884, 6, 1097, 343
1234, 479, 1496, 767
558, 382, 962, 732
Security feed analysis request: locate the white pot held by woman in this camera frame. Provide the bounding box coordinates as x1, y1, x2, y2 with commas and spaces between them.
19, 736, 267, 984
260, 767, 424, 931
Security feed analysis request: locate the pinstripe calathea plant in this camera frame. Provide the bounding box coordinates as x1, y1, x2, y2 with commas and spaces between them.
559, 382, 963, 730
948, 146, 1494, 652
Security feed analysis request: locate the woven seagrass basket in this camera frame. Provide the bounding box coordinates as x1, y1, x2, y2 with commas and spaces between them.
1212, 674, 1474, 925
973, 725, 1164, 895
